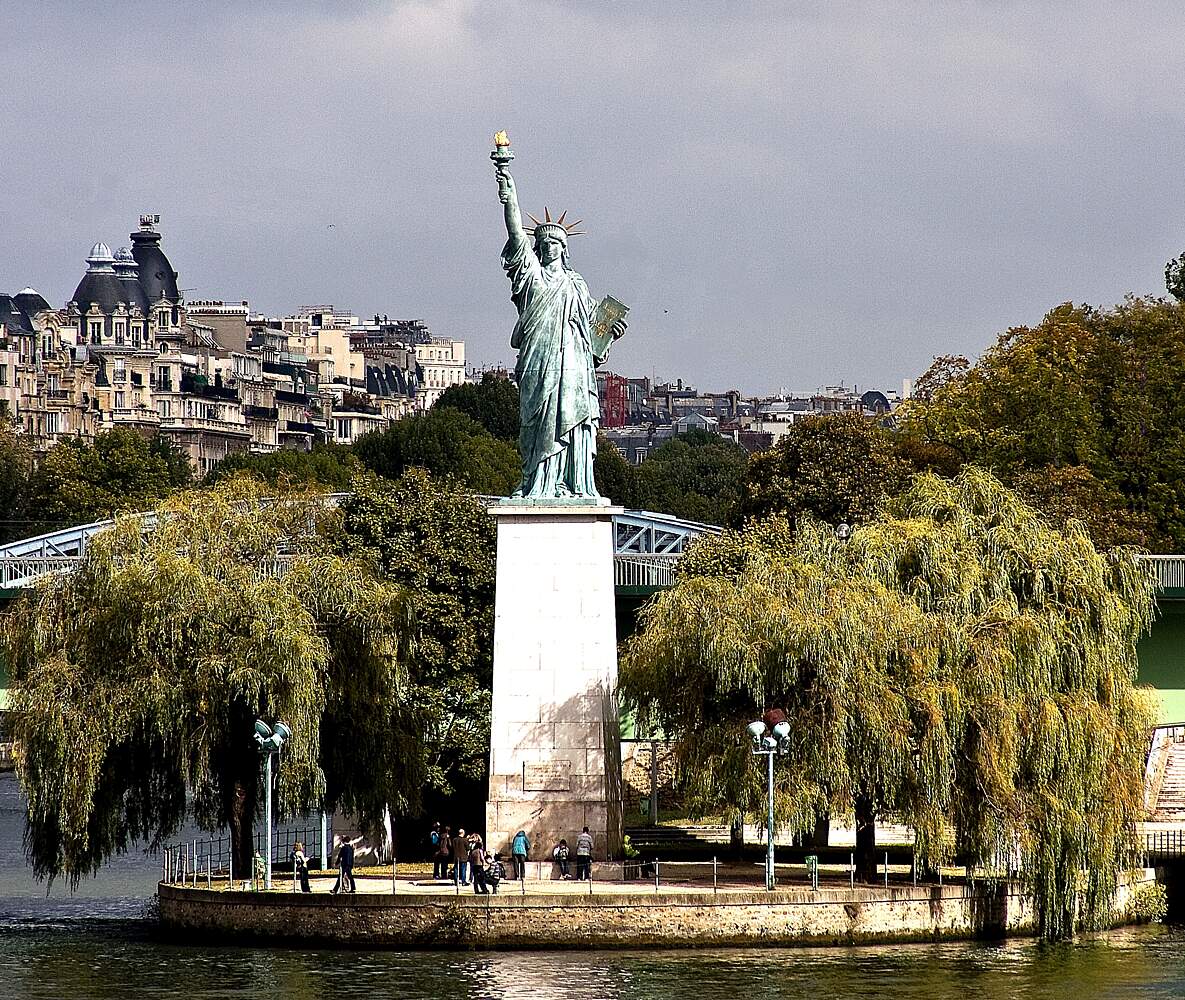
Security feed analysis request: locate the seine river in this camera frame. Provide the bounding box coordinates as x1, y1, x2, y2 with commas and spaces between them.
4, 772, 1185, 999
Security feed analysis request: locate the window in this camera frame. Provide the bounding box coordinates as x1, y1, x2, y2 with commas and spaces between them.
114, 321, 125, 345
158, 310, 169, 328
89, 321, 102, 342
0, 365, 6, 386
115, 391, 125, 409
46, 411, 61, 435
336, 418, 350, 439
114, 360, 126, 383
157, 400, 171, 418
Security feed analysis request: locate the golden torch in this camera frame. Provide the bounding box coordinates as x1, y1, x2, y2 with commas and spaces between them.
491, 130, 514, 169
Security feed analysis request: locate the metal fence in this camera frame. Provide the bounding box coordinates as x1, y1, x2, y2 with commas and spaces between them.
1143, 828, 1185, 863
162, 824, 324, 889
615, 554, 680, 589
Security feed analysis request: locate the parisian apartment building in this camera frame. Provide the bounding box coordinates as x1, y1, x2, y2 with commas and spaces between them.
0, 216, 467, 476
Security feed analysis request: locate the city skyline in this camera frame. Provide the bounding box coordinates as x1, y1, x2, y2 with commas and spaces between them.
5, 1, 1184, 395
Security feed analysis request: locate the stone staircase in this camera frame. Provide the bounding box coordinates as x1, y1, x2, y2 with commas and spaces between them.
1148, 727, 1185, 820
624, 825, 732, 858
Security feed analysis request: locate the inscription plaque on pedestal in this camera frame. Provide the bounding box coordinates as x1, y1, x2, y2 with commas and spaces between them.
524, 760, 572, 792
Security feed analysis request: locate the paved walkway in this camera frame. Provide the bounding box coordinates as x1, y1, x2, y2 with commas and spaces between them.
190, 860, 963, 898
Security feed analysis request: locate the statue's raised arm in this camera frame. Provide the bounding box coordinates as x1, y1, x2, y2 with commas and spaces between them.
492, 131, 525, 245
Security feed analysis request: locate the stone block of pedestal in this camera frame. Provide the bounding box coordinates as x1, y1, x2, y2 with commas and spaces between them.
485, 504, 624, 862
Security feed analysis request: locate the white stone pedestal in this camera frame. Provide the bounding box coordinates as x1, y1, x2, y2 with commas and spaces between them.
485, 504, 624, 862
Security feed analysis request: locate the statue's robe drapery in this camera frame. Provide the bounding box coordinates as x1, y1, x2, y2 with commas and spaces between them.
502, 235, 602, 499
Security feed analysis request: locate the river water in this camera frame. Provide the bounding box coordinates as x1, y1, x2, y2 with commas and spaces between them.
3, 772, 1185, 999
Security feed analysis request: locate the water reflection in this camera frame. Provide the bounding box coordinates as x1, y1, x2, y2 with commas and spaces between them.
4, 773, 1185, 999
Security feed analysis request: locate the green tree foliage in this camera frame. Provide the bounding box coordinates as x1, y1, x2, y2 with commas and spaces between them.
4, 479, 421, 883
25, 429, 192, 527
620, 469, 1154, 939
901, 299, 1185, 550
594, 433, 638, 507
633, 429, 748, 525
434, 371, 521, 441
203, 442, 360, 489
1166, 252, 1185, 303
338, 470, 496, 804
352, 407, 519, 497
0, 420, 32, 543
739, 413, 916, 528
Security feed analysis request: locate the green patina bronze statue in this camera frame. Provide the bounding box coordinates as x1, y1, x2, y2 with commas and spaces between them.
492, 132, 628, 502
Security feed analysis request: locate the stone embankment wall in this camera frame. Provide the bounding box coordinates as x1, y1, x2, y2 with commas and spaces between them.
159, 875, 1158, 949
159, 882, 1037, 949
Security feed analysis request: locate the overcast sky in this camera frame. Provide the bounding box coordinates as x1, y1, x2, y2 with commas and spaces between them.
3, 1, 1183, 395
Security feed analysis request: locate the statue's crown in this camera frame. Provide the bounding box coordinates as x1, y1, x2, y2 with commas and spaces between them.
526, 207, 584, 240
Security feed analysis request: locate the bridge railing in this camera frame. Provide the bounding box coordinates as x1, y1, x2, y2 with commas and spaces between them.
1143, 555, 1185, 591
0, 556, 82, 589
615, 554, 681, 589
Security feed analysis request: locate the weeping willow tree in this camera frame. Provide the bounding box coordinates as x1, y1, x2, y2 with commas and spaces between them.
3, 477, 423, 885
620, 468, 1156, 939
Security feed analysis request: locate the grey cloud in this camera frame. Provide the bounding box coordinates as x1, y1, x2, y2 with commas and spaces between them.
4, 0, 1184, 394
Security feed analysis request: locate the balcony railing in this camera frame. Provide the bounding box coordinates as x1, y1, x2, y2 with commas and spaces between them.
159, 415, 251, 436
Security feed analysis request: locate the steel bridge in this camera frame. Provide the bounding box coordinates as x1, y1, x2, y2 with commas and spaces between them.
0, 503, 720, 596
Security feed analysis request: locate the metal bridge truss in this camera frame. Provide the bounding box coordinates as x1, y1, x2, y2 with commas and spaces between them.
0, 504, 720, 593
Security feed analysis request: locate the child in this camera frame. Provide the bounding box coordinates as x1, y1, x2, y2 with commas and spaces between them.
488, 852, 507, 893
553, 839, 571, 879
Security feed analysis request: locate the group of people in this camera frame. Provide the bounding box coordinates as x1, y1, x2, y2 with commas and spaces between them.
429, 825, 505, 894
429, 823, 597, 887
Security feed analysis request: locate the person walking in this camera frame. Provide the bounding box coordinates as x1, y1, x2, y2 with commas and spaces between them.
331, 835, 356, 894
553, 838, 571, 879
469, 835, 489, 895
575, 826, 593, 880
433, 824, 452, 881
451, 827, 470, 887
290, 841, 311, 892
511, 829, 530, 881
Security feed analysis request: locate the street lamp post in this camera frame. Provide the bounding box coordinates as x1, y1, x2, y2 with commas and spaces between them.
747, 714, 791, 891
254, 719, 291, 890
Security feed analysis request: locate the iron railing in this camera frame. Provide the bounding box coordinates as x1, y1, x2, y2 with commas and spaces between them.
1144, 556, 1185, 591
615, 553, 681, 589
161, 824, 324, 889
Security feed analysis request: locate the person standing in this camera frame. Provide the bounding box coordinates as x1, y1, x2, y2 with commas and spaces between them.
511, 829, 530, 881
332, 835, 356, 894
291, 841, 311, 893
469, 835, 489, 895
575, 826, 593, 880
452, 827, 470, 887
434, 824, 452, 881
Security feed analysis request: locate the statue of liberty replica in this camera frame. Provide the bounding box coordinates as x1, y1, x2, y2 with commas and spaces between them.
485, 133, 627, 863
493, 132, 628, 501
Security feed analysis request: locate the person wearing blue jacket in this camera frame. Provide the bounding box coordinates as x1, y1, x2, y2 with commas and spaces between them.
511, 830, 530, 881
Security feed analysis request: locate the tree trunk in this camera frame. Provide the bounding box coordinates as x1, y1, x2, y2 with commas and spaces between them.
230, 778, 254, 879
804, 811, 830, 848
854, 794, 877, 882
